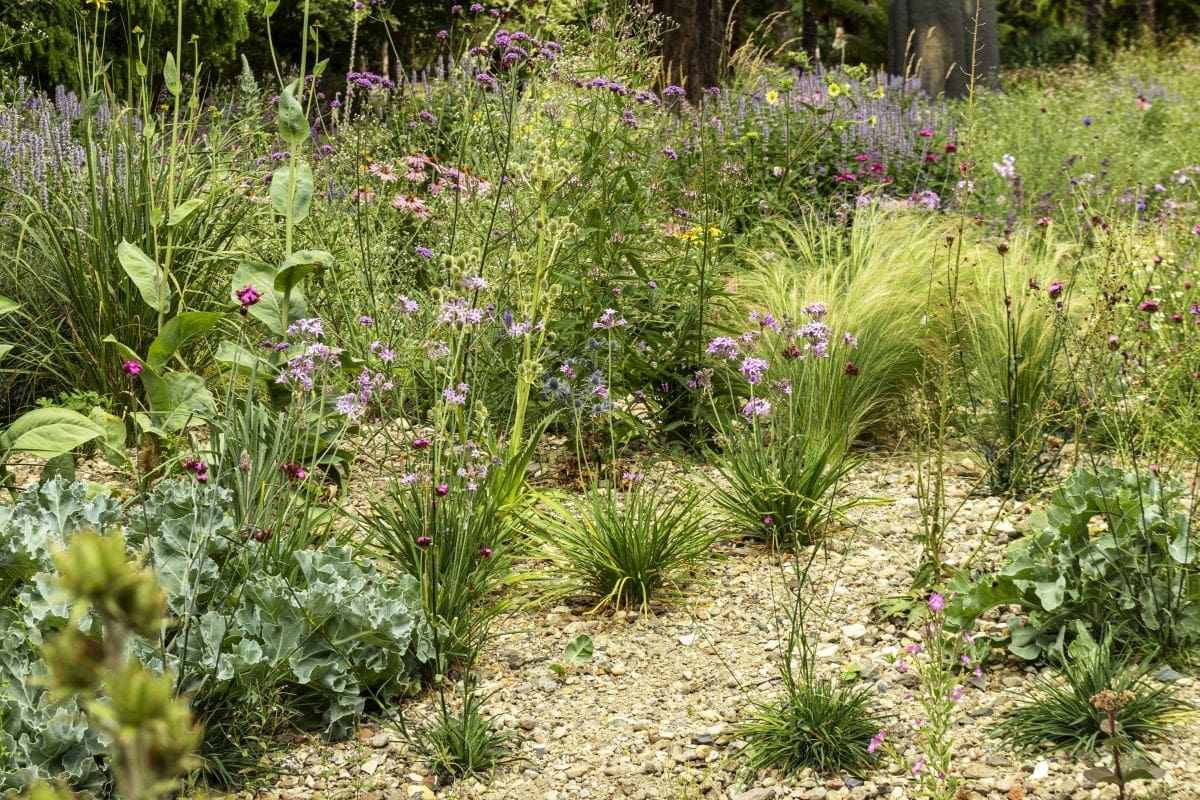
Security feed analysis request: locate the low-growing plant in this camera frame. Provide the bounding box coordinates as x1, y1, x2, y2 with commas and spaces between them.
402, 685, 517, 783
530, 476, 717, 611
547, 633, 594, 681
948, 465, 1200, 662
993, 630, 1190, 757
1, 478, 432, 793
740, 674, 879, 777
712, 433, 859, 548
367, 439, 515, 674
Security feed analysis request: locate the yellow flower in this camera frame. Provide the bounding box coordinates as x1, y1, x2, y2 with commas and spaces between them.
85, 0, 111, 9
827, 82, 842, 98
867, 115, 878, 127
765, 90, 779, 105
875, 86, 886, 99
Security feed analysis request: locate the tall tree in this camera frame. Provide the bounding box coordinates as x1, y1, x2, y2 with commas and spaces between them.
1085, 0, 1106, 58
652, 0, 726, 100
888, 0, 1000, 98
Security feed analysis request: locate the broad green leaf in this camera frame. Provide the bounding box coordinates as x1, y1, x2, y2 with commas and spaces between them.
264, 0, 279, 16
277, 80, 308, 146
163, 51, 182, 97
1082, 767, 1118, 785
274, 250, 333, 294
269, 161, 314, 224
214, 339, 272, 377
564, 633, 593, 665
157, 372, 215, 432
232, 261, 306, 336
117, 239, 171, 313
0, 344, 14, 366
167, 196, 206, 227
1034, 576, 1065, 611
0, 296, 19, 317
312, 58, 329, 77
147, 311, 224, 370
103, 335, 171, 412
89, 407, 128, 467
0, 408, 103, 459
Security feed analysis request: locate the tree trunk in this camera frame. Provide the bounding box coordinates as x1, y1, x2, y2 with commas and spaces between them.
1140, 0, 1156, 40
800, 3, 820, 64
888, 0, 999, 98
1084, 0, 1105, 59
652, 0, 725, 102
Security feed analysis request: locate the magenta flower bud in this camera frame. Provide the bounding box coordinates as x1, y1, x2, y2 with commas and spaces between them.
121, 360, 142, 376
479, 547, 493, 558
416, 535, 432, 548
236, 284, 262, 307
1047, 281, 1065, 299
411, 438, 431, 449
435, 484, 449, 496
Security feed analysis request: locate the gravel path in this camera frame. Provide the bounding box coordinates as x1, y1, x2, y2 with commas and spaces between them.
213, 453, 1200, 800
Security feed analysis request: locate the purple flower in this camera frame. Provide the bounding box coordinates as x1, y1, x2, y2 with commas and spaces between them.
121, 360, 142, 377
1139, 299, 1160, 312
593, 308, 627, 329
281, 461, 308, 482
1047, 281, 1065, 299
928, 592, 945, 613
416, 535, 433, 548
867, 729, 886, 755
236, 284, 262, 307
742, 397, 771, 418
415, 246, 434, 259
739, 357, 769, 384
707, 336, 739, 359
435, 483, 449, 496
479, 547, 493, 558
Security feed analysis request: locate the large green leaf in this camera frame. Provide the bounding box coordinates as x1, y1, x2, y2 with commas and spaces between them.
277, 80, 309, 147
269, 161, 314, 224
563, 634, 594, 666
89, 407, 128, 467
0, 296, 19, 317
147, 311, 224, 370
274, 250, 333, 295
117, 240, 171, 313
163, 51, 182, 97
232, 261, 306, 336
157, 372, 216, 432
214, 340, 274, 380
0, 408, 103, 459
167, 197, 206, 227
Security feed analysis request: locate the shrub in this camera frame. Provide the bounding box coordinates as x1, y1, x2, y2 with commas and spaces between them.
948, 466, 1200, 662
530, 477, 717, 610
993, 631, 1191, 757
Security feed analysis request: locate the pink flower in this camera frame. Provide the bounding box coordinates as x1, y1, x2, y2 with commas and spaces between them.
416, 535, 432, 548
928, 592, 945, 613
1139, 299, 1160, 312
1047, 281, 1065, 299
121, 360, 142, 376
918, 128, 933, 137
369, 162, 399, 182
391, 194, 429, 217
912, 759, 925, 774
236, 284, 261, 307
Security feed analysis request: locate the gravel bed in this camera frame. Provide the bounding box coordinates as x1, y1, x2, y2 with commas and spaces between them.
209, 453, 1200, 800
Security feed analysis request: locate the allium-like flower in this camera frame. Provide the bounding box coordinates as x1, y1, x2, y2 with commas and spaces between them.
435, 483, 449, 496
1139, 299, 1160, 312
121, 360, 142, 376
416, 535, 433, 548
412, 437, 431, 449
742, 397, 771, 419
740, 357, 769, 384
707, 336, 739, 360
1047, 281, 1065, 299
479, 547, 493, 558
592, 308, 627, 329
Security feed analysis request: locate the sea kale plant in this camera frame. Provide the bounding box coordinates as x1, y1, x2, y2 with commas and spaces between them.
949, 465, 1200, 663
